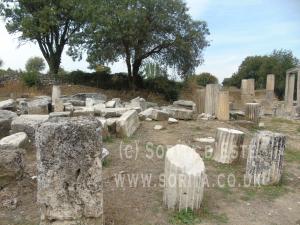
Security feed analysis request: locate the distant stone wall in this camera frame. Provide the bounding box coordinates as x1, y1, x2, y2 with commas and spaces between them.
0, 73, 55, 85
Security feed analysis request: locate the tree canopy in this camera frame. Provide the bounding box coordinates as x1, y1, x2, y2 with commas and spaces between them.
0, 0, 93, 75
25, 57, 45, 73
0, 58, 3, 68
223, 49, 299, 99
69, 0, 210, 88
188, 72, 218, 87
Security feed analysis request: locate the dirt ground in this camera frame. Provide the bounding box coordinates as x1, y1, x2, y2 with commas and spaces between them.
0, 117, 300, 225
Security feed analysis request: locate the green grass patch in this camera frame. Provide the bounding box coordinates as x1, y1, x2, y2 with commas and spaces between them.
285, 148, 300, 163
271, 118, 295, 124
103, 136, 114, 143
170, 208, 200, 225
200, 205, 229, 224
102, 158, 111, 168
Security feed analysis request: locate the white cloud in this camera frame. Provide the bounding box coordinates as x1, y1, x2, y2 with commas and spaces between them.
185, 0, 210, 18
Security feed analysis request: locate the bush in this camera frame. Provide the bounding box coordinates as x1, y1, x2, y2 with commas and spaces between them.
22, 71, 40, 87
187, 72, 218, 87
144, 76, 182, 101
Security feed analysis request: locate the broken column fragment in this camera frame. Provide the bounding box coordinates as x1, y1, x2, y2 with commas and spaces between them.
213, 128, 245, 164
35, 117, 103, 225
245, 131, 286, 186
241, 79, 255, 104
163, 144, 206, 211
245, 103, 261, 123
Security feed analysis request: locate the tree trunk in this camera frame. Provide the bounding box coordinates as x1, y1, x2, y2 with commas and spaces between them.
132, 60, 142, 90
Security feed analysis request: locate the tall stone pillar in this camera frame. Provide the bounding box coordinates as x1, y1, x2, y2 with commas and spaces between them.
52, 85, 61, 103
266, 74, 275, 100
205, 84, 220, 115
284, 73, 289, 102
287, 73, 295, 108
297, 70, 300, 106
195, 89, 206, 114
241, 79, 255, 104
245, 131, 286, 186
35, 117, 103, 225
216, 91, 229, 121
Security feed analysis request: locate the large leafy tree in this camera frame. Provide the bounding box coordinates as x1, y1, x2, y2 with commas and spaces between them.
223, 49, 299, 99
0, 0, 93, 75
69, 0, 210, 88
188, 72, 218, 87
0, 58, 3, 68
25, 56, 45, 73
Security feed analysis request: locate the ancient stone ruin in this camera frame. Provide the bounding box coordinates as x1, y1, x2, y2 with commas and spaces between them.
245, 131, 286, 186
163, 144, 206, 211
35, 117, 103, 225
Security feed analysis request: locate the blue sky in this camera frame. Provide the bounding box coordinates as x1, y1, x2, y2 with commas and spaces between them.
0, 0, 299, 82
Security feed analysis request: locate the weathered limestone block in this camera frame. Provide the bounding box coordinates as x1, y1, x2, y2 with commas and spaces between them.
0, 132, 28, 148
163, 106, 194, 120
128, 97, 147, 111
54, 98, 64, 112
0, 147, 25, 178
245, 103, 261, 123
213, 128, 245, 164
105, 98, 122, 108
0, 99, 16, 111
163, 144, 205, 211
86, 98, 105, 107
173, 100, 196, 111
28, 99, 50, 115
95, 107, 128, 118
11, 115, 49, 141
205, 84, 220, 115
139, 108, 169, 121
35, 117, 103, 225
245, 131, 286, 186
195, 89, 206, 114
216, 91, 229, 121
51, 85, 61, 105
17, 100, 29, 115
116, 110, 140, 137
49, 111, 71, 118
72, 93, 107, 102
73, 107, 95, 117
0, 110, 17, 138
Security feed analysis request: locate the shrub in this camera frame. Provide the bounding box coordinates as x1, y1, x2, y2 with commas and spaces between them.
22, 71, 40, 87
25, 57, 45, 73
144, 76, 182, 101
187, 72, 218, 87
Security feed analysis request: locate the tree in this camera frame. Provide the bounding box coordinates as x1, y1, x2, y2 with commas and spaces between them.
223, 49, 299, 99
25, 57, 45, 73
0, 58, 3, 68
188, 72, 218, 87
0, 0, 93, 75
69, 0, 209, 88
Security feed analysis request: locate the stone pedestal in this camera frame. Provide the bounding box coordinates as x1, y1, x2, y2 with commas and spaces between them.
35, 117, 103, 225
245, 103, 261, 123
213, 128, 245, 164
163, 144, 205, 211
216, 91, 229, 121
241, 79, 255, 104
245, 131, 286, 186
205, 84, 220, 116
